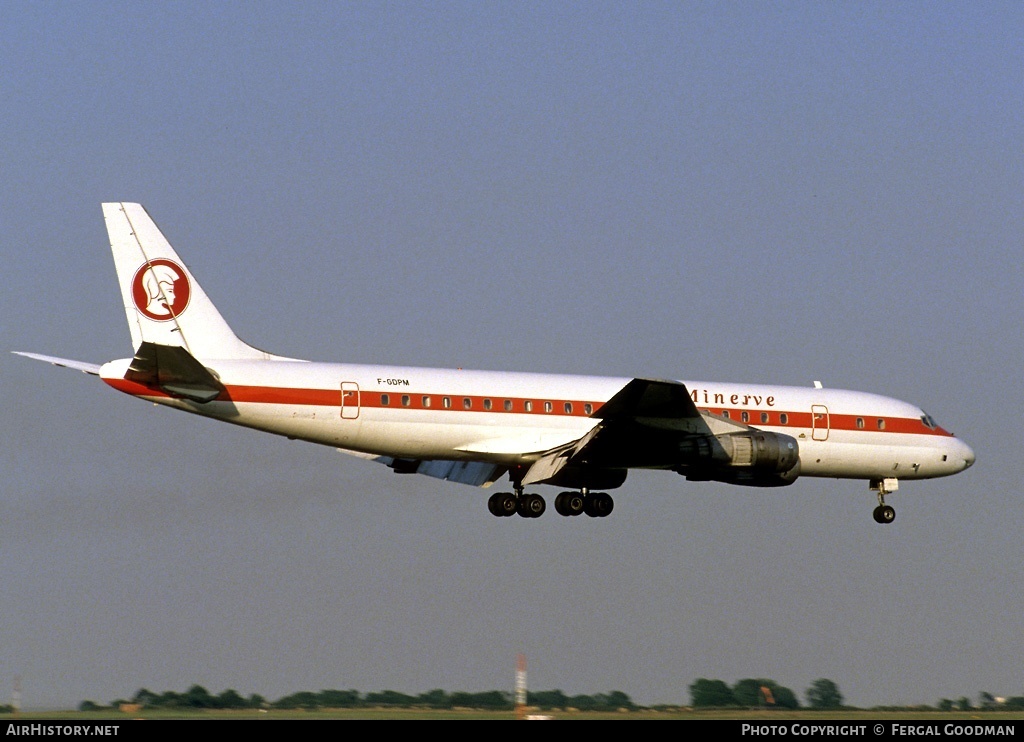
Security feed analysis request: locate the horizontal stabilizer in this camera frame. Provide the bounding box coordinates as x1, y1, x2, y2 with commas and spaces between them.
12, 352, 101, 376
124, 342, 226, 403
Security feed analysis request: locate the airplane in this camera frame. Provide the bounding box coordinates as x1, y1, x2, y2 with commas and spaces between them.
15, 203, 975, 524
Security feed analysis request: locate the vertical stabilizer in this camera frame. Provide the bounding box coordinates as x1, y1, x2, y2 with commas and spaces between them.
103, 202, 272, 360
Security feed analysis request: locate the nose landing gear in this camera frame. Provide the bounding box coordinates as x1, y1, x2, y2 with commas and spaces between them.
870, 478, 897, 524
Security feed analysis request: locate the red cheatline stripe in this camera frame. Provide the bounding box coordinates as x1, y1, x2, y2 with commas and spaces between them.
101, 378, 953, 437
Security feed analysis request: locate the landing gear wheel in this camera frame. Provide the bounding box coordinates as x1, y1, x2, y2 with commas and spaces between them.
584, 492, 614, 518
517, 493, 546, 518
565, 493, 585, 516
498, 493, 518, 517
555, 491, 585, 517
488, 492, 518, 517
873, 504, 895, 524
554, 492, 567, 516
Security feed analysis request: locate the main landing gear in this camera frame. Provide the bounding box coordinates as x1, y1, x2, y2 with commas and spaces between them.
487, 487, 614, 519
871, 478, 897, 524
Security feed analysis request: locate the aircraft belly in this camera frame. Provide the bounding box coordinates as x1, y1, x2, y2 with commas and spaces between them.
200, 402, 357, 445
351, 420, 546, 462
140, 396, 574, 463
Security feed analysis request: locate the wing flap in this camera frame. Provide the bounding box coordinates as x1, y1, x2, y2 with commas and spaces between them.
520, 424, 604, 485
453, 428, 596, 456
336, 448, 507, 488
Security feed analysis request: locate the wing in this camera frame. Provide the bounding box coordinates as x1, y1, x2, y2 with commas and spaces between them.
521, 378, 749, 485
594, 377, 707, 429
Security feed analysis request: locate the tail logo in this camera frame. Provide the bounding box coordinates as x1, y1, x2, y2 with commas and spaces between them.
131, 259, 191, 321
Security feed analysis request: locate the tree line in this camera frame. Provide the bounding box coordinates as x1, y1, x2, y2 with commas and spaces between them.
690, 679, 1024, 712
73, 680, 1024, 713
689, 677, 841, 709
936, 694, 1024, 712
79, 686, 636, 712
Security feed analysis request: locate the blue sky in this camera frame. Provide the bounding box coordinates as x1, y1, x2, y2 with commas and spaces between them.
2, 2, 1022, 709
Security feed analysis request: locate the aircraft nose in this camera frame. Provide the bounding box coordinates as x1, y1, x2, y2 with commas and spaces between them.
954, 438, 975, 470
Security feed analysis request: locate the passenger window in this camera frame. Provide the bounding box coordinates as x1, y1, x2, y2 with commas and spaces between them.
741, 411, 749, 423
877, 418, 886, 430
525, 400, 533, 413
722, 410, 730, 419
544, 401, 553, 413
422, 396, 431, 408
761, 412, 769, 424
463, 397, 472, 409
381, 394, 389, 406
584, 403, 593, 415
856, 417, 865, 429
401, 395, 410, 407
504, 399, 513, 411
780, 413, 788, 424
443, 396, 451, 409
564, 402, 573, 414
484, 399, 492, 410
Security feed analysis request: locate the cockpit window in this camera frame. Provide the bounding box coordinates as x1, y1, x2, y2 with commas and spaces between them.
921, 413, 937, 430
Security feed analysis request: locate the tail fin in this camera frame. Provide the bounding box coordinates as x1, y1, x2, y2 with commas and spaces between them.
103, 202, 273, 361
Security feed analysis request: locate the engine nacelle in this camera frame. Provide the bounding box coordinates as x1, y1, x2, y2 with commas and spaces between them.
675, 431, 801, 487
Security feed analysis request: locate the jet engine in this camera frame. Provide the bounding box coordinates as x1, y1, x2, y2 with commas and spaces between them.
675, 431, 801, 487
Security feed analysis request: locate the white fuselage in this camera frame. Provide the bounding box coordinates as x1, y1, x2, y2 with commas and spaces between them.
99, 357, 975, 484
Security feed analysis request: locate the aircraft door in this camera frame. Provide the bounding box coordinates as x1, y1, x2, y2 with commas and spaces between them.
341, 382, 360, 419
811, 405, 829, 441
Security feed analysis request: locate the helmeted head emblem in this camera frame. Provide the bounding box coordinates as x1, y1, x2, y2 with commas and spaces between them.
131, 259, 191, 321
